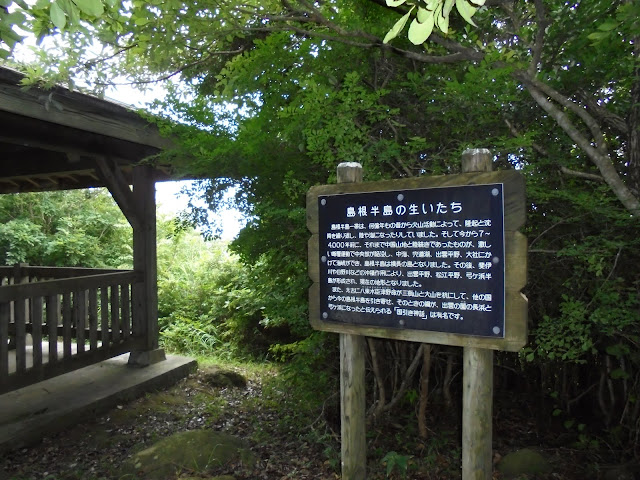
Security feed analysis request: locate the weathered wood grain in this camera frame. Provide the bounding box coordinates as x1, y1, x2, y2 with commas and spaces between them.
32, 296, 43, 368
0, 271, 141, 302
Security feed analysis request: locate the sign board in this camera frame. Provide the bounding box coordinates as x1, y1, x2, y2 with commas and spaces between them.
308, 171, 528, 351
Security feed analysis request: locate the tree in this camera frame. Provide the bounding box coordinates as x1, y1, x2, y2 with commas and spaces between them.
4, 0, 640, 454
5, 0, 638, 211
0, 189, 132, 267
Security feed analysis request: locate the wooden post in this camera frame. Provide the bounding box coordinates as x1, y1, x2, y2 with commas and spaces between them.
461, 148, 494, 480
337, 162, 367, 480
129, 164, 165, 366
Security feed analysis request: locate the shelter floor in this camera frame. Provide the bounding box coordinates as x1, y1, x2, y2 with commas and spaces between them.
0, 351, 196, 453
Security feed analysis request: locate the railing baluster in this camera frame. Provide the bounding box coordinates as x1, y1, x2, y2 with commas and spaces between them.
122, 283, 130, 340
88, 288, 98, 350
101, 287, 109, 347
110, 285, 120, 344
62, 293, 72, 358
74, 291, 86, 354
46, 294, 59, 364
32, 297, 43, 368
14, 294, 26, 373
0, 302, 9, 385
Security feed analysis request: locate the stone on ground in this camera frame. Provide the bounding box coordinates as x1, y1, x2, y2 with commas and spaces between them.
496, 448, 552, 478
201, 367, 247, 388
120, 429, 255, 479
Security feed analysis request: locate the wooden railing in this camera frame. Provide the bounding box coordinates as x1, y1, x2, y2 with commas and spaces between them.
0, 265, 144, 394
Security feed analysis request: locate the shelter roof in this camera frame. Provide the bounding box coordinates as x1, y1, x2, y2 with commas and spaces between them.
0, 66, 174, 193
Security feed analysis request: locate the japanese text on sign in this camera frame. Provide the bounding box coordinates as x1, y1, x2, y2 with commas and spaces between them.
318, 184, 506, 337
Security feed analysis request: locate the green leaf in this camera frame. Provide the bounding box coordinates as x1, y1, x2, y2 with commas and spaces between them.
408, 13, 434, 44
468, 0, 485, 5
587, 31, 610, 41
606, 343, 630, 358
73, 0, 104, 17
385, 0, 407, 6
50, 1, 67, 30
610, 368, 630, 380
425, 0, 440, 10
435, 2, 449, 34
597, 21, 618, 31
134, 15, 150, 26
455, 0, 477, 27
383, 8, 413, 44
443, 0, 455, 17
417, 6, 430, 22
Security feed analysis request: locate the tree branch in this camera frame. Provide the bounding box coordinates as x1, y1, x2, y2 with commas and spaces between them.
520, 74, 607, 155
528, 0, 549, 76
560, 166, 605, 183
520, 75, 640, 216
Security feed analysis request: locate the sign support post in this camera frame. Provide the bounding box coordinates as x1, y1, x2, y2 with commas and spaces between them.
337, 162, 367, 480
461, 148, 494, 480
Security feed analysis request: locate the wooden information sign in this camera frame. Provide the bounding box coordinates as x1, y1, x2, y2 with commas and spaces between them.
308, 170, 527, 352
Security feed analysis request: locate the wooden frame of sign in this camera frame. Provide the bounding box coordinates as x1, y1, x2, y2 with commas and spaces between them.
307, 170, 527, 352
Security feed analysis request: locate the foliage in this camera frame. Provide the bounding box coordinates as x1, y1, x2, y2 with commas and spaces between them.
383, 0, 486, 45
0, 189, 131, 267
381, 450, 411, 479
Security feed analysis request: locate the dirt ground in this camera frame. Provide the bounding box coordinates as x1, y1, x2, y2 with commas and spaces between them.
0, 365, 633, 480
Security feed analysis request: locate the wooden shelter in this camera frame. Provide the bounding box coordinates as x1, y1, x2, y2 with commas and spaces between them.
0, 66, 175, 393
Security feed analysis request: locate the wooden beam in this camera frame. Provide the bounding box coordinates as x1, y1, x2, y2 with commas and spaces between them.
95, 157, 141, 230
0, 271, 141, 302
0, 75, 172, 150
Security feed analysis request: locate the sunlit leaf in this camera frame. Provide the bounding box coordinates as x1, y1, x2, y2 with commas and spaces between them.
417, 6, 430, 23
425, 0, 440, 10
443, 0, 455, 17
408, 13, 434, 44
385, 0, 407, 6
383, 8, 413, 44
435, 2, 449, 34
455, 0, 477, 27
50, 1, 67, 30
74, 0, 105, 17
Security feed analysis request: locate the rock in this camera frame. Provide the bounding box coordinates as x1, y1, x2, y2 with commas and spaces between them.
120, 429, 255, 479
201, 367, 247, 388
496, 448, 552, 478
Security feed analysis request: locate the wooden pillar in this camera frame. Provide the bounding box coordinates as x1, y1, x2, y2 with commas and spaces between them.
129, 164, 164, 366
461, 148, 494, 480
337, 162, 367, 480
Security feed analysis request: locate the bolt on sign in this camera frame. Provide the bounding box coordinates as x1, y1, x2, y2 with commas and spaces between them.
307, 171, 527, 352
